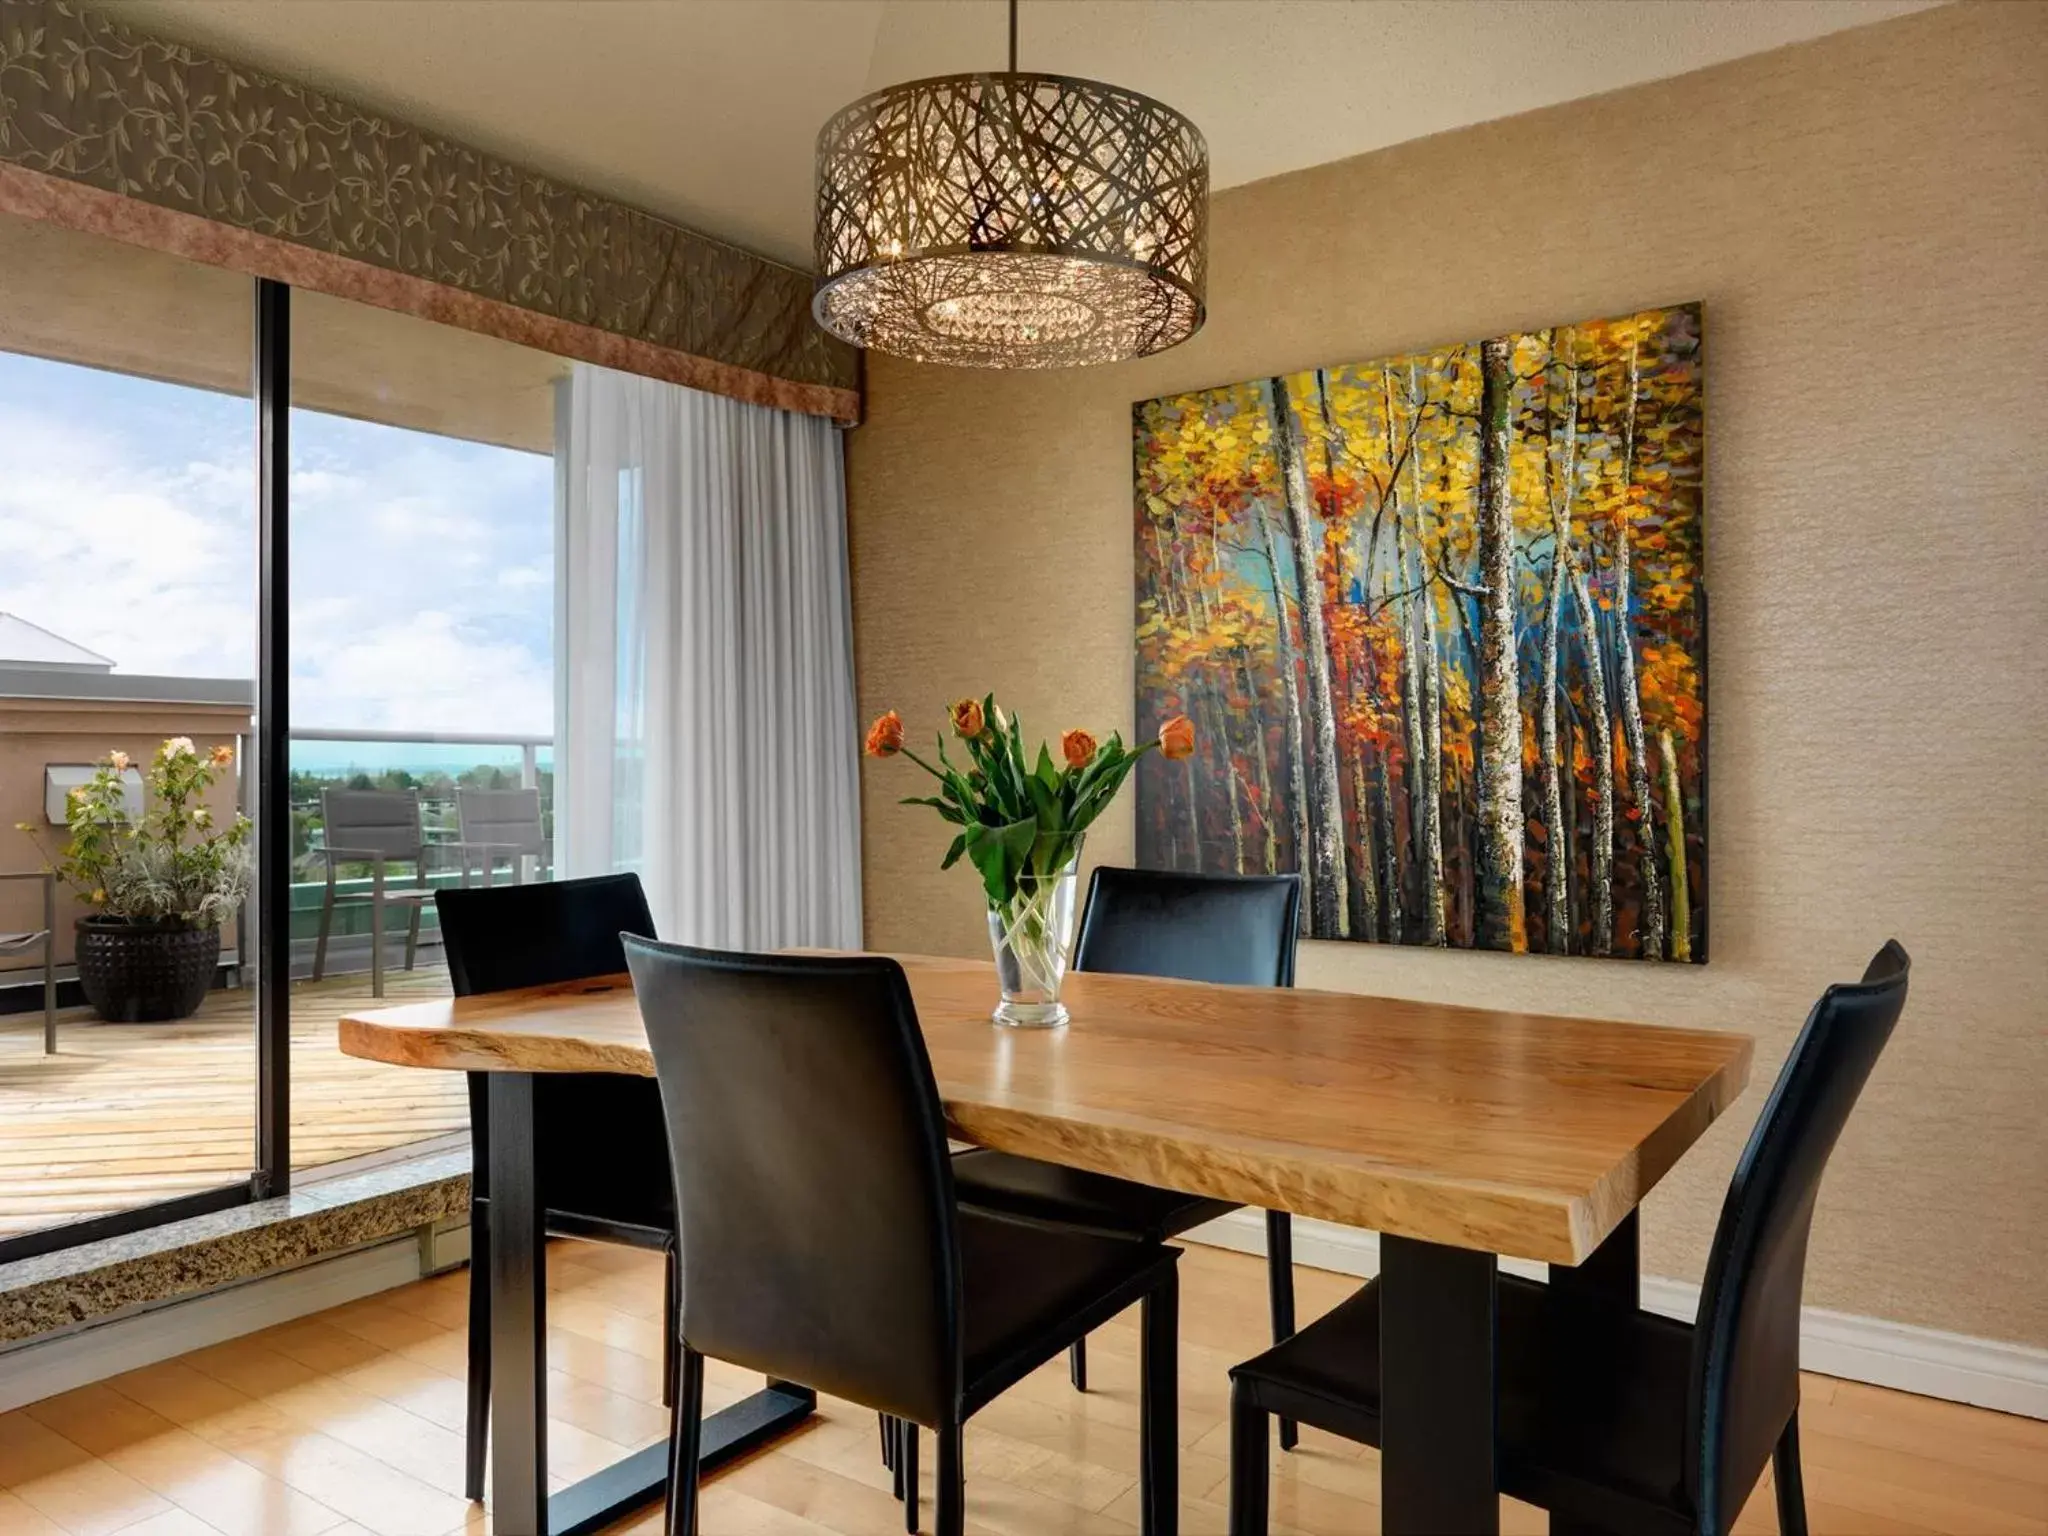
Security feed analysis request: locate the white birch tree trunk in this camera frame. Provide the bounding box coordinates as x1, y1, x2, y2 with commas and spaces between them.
1539, 538, 1570, 952
1548, 341, 1614, 955
1255, 494, 1314, 910
1407, 366, 1448, 945
1472, 338, 1526, 951
1610, 337, 1665, 959
1271, 373, 1350, 938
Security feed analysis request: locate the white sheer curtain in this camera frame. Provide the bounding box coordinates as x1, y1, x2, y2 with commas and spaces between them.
555, 363, 861, 949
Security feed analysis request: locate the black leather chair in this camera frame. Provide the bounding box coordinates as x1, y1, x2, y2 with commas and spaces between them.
435, 873, 677, 1503
950, 868, 1303, 1432
1226, 941, 1912, 1536
623, 939, 1183, 1536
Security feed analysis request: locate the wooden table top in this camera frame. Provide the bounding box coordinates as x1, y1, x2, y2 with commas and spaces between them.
339, 953, 1751, 1265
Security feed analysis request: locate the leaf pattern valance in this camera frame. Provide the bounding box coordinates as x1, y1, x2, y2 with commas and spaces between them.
0, 0, 859, 419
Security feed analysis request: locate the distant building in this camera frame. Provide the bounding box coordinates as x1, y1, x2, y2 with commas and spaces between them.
0, 613, 115, 674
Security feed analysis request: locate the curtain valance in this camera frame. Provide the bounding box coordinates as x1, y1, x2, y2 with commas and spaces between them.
0, 0, 860, 423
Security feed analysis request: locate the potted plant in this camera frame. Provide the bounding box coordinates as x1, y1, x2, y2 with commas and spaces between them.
864, 694, 1193, 1027
18, 737, 252, 1022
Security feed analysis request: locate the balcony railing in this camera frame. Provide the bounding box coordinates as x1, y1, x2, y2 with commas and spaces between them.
2, 719, 555, 996
291, 726, 551, 790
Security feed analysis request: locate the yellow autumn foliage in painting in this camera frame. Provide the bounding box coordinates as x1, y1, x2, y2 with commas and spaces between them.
1133, 303, 1706, 961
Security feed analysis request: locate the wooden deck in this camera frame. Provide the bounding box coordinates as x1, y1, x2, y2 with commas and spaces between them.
0, 969, 467, 1242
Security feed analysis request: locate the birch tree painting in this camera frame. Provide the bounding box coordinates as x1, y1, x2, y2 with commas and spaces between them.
1132, 303, 1706, 961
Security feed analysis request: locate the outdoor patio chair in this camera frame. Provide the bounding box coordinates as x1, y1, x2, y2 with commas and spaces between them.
0, 870, 57, 1053
312, 788, 444, 998
454, 787, 549, 886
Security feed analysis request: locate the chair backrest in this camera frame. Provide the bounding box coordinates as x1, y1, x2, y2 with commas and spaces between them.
624, 939, 962, 1426
457, 787, 548, 860
438, 874, 664, 1219
1075, 867, 1300, 986
320, 787, 424, 862
436, 871, 653, 995
1687, 940, 1910, 1530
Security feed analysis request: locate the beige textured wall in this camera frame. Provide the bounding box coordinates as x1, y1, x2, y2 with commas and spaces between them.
846, 1, 2048, 1347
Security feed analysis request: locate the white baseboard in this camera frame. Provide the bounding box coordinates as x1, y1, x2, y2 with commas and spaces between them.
1187, 1210, 2048, 1422
0, 1233, 431, 1413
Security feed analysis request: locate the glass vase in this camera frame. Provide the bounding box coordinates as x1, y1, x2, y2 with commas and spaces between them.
987, 853, 1081, 1028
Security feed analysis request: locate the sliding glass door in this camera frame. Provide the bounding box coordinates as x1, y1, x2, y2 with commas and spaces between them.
0, 210, 263, 1254
0, 214, 573, 1259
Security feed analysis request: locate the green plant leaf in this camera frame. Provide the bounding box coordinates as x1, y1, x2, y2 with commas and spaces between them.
964, 814, 1040, 907
1034, 743, 1059, 788
900, 795, 966, 825
1024, 771, 1060, 824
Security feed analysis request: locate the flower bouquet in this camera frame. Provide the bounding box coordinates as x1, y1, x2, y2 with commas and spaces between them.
865, 695, 1192, 1026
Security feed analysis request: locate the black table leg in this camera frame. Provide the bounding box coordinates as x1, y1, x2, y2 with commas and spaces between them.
1545, 1213, 1639, 1536
485, 1072, 818, 1536
1379, 1234, 1498, 1536
1548, 1209, 1638, 1312
488, 1072, 549, 1533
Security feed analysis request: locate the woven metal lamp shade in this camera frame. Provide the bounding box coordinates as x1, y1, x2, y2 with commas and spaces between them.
813, 71, 1208, 368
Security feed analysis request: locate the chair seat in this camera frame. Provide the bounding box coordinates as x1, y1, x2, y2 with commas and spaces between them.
951, 1147, 1237, 1242
329, 887, 435, 904
958, 1209, 1179, 1415
0, 931, 46, 950
1232, 1272, 1698, 1534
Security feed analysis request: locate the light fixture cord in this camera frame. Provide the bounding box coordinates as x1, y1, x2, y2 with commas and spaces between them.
1008, 0, 1018, 72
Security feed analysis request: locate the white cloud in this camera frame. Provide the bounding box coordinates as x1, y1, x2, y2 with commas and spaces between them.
0, 404, 254, 678
291, 609, 553, 735
0, 354, 554, 739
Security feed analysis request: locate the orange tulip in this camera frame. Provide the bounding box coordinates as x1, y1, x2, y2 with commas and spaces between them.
1158, 715, 1195, 761
950, 698, 986, 739
1060, 728, 1098, 770
864, 710, 906, 758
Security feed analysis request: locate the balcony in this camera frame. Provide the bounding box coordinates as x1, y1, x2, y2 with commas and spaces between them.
0, 967, 461, 1243
0, 684, 547, 1243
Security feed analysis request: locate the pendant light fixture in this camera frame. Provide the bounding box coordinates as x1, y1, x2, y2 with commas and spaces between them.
813, 0, 1208, 368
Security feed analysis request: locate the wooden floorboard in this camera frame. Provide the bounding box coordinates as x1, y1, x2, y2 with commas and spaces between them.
0, 1243, 2039, 1534
0, 969, 465, 1241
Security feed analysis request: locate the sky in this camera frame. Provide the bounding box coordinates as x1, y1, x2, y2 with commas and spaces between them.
0, 350, 554, 744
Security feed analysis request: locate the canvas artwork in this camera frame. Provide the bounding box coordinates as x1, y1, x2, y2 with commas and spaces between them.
1132, 303, 1705, 960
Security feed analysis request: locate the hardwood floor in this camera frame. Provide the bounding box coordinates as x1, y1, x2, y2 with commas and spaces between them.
0, 969, 466, 1240
0, 1242, 2040, 1535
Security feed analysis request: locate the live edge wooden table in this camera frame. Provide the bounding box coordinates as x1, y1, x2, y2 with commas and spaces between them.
341, 953, 1751, 1536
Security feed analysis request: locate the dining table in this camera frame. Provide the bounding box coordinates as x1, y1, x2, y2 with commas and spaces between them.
340, 951, 1753, 1536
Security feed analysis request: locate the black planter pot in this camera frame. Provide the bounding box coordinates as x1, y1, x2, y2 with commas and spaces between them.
74, 918, 221, 1022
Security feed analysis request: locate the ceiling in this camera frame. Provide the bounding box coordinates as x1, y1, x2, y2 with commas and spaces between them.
99, 0, 1938, 271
